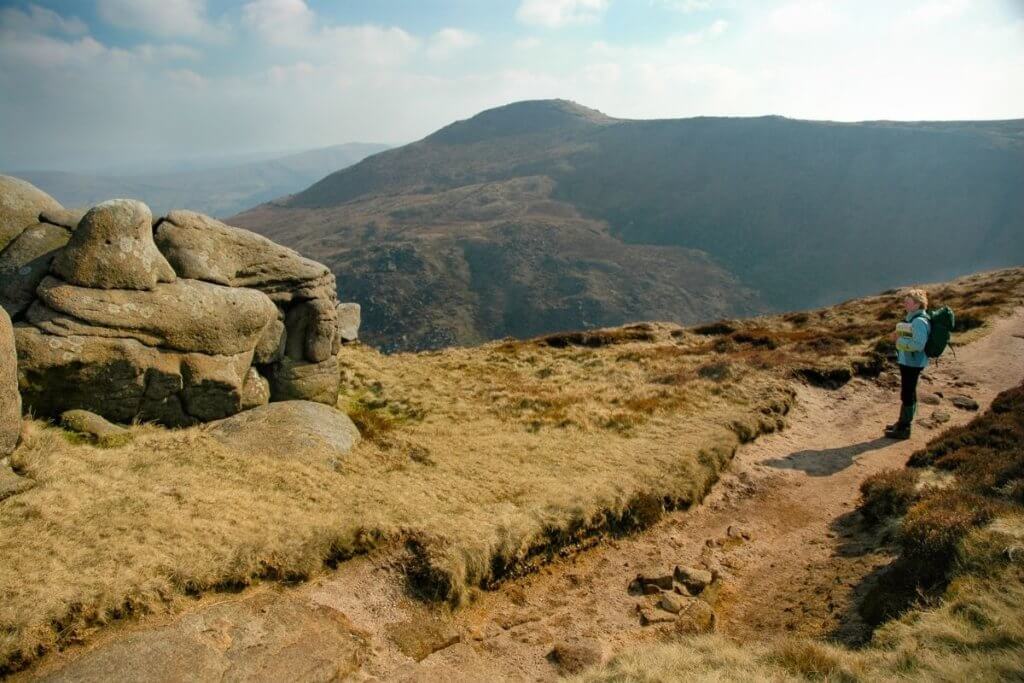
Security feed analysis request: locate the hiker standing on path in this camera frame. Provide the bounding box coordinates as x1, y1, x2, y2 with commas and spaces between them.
886, 289, 931, 440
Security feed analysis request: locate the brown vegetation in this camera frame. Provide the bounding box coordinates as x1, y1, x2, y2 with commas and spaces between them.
2, 267, 1023, 676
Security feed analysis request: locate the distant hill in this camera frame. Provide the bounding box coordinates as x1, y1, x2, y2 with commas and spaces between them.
9, 143, 390, 218
232, 100, 1024, 351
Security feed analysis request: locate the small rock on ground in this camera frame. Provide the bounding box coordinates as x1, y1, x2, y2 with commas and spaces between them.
658, 593, 687, 614
631, 573, 673, 591
60, 409, 132, 448
638, 608, 676, 626
951, 395, 979, 411
0, 464, 35, 501
672, 598, 717, 635
386, 618, 460, 662
674, 565, 713, 593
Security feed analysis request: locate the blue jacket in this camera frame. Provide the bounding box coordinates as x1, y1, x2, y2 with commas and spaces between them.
896, 309, 930, 368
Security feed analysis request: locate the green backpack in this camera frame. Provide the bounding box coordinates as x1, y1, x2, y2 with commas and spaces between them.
924, 307, 955, 358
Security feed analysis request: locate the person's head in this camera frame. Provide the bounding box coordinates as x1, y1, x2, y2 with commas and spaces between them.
902, 288, 928, 313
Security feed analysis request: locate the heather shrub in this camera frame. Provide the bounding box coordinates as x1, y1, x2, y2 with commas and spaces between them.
860, 468, 920, 523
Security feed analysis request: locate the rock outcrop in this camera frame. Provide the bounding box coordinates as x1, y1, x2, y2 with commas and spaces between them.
1, 178, 362, 427
0, 307, 21, 454
0, 175, 62, 252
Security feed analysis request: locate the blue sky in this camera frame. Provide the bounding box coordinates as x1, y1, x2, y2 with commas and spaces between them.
1, 0, 1022, 171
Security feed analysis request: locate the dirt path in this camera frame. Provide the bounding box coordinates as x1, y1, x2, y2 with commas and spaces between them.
27, 310, 1024, 682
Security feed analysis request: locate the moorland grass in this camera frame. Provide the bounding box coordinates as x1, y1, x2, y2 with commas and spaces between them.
1, 267, 1022, 674
0, 324, 791, 673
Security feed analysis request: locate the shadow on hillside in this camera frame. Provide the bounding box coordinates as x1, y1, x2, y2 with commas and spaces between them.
764, 437, 891, 476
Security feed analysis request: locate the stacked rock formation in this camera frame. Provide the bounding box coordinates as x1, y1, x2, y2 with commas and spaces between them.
0, 175, 359, 427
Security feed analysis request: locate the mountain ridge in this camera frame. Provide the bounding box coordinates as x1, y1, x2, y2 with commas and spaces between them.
233, 99, 1024, 351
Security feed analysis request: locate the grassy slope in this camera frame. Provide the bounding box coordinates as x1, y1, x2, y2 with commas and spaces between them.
1, 267, 1022, 675
579, 354, 1024, 682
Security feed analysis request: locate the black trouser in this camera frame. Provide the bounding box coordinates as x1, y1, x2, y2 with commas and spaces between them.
899, 364, 923, 407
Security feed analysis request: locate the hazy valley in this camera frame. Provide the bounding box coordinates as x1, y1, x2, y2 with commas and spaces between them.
9, 142, 389, 219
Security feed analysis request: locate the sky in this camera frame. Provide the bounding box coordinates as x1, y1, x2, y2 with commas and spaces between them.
1, 0, 1022, 172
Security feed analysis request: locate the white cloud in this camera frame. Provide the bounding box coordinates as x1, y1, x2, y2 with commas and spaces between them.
768, 1, 842, 35
515, 0, 610, 28
318, 25, 419, 66
0, 32, 108, 69
655, 0, 713, 13
134, 43, 203, 62
0, 3, 87, 35
242, 0, 418, 65
427, 28, 481, 60
268, 61, 316, 85
242, 0, 315, 46
906, 0, 970, 24
581, 62, 622, 84
669, 18, 729, 46
165, 68, 207, 88
97, 0, 225, 41
515, 36, 542, 49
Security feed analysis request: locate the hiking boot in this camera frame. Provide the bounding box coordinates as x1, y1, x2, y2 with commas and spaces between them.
886, 424, 912, 440
885, 404, 916, 436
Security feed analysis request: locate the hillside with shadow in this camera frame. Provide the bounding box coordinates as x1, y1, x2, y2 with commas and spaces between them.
233, 100, 1024, 351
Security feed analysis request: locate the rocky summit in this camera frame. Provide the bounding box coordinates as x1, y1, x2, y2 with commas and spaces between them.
0, 174, 360, 428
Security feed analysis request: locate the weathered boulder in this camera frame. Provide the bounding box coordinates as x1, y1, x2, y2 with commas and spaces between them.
51, 199, 175, 290
337, 302, 360, 342
240, 367, 270, 410
266, 356, 340, 405
254, 316, 286, 365
1, 178, 350, 426
0, 175, 62, 251
31, 275, 278, 356
15, 326, 252, 426
0, 308, 21, 454
284, 299, 337, 363
154, 210, 334, 300
61, 409, 132, 447
155, 210, 341, 365
206, 400, 359, 467
39, 207, 86, 230
0, 221, 73, 317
